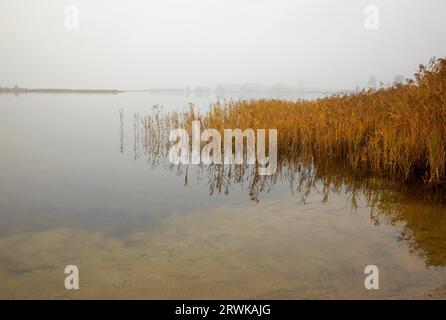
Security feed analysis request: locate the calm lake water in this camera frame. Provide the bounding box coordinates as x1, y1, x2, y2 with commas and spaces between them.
0, 92, 445, 299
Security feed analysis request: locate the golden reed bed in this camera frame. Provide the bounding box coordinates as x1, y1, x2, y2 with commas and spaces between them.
140, 58, 446, 187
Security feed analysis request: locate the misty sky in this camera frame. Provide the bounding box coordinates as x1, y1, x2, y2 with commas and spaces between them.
1, 0, 445, 90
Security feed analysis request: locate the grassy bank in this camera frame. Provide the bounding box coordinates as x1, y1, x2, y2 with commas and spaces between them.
190, 58, 446, 185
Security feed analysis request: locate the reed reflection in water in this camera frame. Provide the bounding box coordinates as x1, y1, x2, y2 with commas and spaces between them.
124, 107, 446, 270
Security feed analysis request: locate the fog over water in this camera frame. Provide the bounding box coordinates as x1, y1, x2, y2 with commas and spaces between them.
1, 1, 446, 299
1, 0, 446, 90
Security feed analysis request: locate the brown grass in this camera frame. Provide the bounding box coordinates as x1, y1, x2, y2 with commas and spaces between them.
189, 58, 446, 185
139, 58, 446, 187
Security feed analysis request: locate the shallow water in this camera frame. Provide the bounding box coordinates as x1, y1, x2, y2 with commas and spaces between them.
0, 92, 445, 299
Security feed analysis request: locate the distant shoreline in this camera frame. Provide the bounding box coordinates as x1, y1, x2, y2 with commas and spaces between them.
0, 87, 348, 95
0, 87, 122, 94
